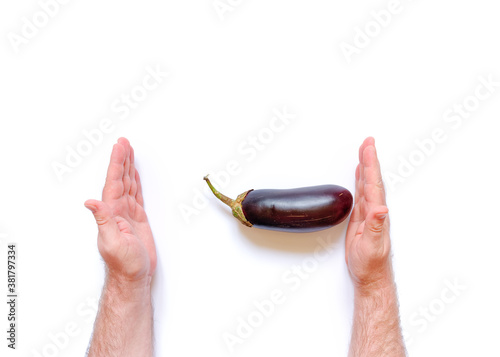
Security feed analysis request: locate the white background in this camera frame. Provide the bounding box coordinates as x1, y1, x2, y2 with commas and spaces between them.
1, 0, 499, 356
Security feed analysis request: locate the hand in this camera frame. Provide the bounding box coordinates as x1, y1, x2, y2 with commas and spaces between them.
85, 138, 157, 284
345, 137, 392, 292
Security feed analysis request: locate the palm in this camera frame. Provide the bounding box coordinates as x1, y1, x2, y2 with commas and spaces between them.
86, 138, 157, 281
345, 137, 390, 286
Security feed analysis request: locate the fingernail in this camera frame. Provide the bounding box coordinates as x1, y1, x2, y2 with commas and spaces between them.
85, 204, 97, 213
377, 213, 387, 220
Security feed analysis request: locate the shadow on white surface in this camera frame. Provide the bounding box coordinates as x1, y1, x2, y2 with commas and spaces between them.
235, 218, 348, 254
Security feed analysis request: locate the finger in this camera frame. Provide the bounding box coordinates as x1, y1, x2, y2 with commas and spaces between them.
129, 143, 135, 178
346, 204, 362, 240
105, 143, 125, 181
103, 143, 126, 202
358, 137, 375, 162
118, 138, 132, 196
357, 137, 373, 200
355, 163, 361, 204
130, 168, 138, 198
84, 199, 120, 246
363, 144, 386, 205
135, 169, 144, 207
358, 150, 365, 200
362, 205, 388, 249
348, 164, 363, 225
129, 146, 138, 197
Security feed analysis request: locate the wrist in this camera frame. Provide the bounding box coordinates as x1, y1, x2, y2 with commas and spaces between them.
104, 271, 152, 303
351, 259, 396, 297
354, 279, 397, 302
354, 273, 395, 297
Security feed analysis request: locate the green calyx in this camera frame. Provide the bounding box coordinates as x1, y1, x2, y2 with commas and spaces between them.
203, 175, 253, 227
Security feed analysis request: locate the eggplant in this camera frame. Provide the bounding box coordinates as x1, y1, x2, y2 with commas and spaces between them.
203, 175, 353, 233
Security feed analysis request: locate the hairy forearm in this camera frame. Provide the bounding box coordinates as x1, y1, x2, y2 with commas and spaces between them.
348, 282, 406, 357
87, 274, 154, 357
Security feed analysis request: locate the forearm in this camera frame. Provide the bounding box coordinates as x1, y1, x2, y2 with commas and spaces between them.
87, 274, 154, 357
348, 282, 406, 357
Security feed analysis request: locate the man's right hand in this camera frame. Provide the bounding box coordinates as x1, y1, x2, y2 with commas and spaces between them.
345, 137, 393, 293
85, 138, 156, 357
84, 137, 157, 284
345, 137, 406, 357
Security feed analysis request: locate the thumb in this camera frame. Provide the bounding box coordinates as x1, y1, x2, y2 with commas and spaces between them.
363, 206, 388, 247
84, 199, 119, 241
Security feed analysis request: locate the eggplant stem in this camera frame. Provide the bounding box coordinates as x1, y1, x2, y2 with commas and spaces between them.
204, 175, 253, 227
203, 175, 234, 207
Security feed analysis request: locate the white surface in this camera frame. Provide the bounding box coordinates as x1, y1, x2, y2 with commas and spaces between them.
1, 0, 499, 356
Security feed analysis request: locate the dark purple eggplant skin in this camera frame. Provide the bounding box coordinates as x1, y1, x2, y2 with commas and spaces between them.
241, 185, 353, 233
